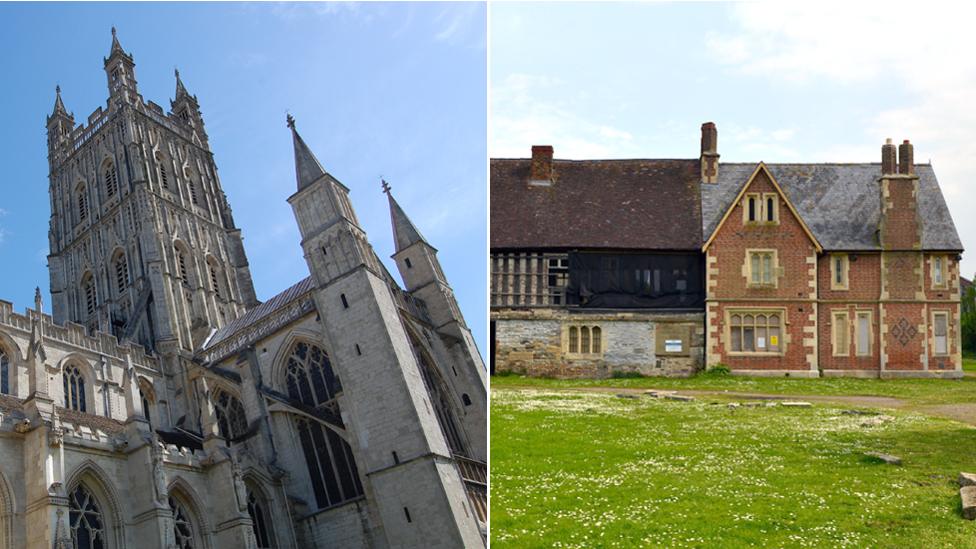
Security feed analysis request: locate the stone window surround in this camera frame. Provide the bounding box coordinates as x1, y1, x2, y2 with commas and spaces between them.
725, 308, 786, 356
930, 254, 949, 290
932, 309, 951, 356
744, 249, 781, 288
854, 310, 873, 357
742, 192, 779, 225
562, 324, 604, 357
830, 253, 850, 291
831, 309, 850, 357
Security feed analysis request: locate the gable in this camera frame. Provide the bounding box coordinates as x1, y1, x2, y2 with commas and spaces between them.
703, 163, 822, 253
702, 163, 962, 251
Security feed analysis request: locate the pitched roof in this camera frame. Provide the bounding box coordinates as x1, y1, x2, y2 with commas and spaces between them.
490, 158, 703, 250
200, 276, 315, 356
702, 163, 962, 251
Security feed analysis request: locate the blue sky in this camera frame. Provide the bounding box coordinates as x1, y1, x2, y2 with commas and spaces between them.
0, 2, 487, 355
492, 2, 976, 277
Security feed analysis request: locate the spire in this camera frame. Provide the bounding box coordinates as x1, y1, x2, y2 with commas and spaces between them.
287, 114, 328, 191
174, 67, 189, 99
51, 85, 68, 117
385, 181, 430, 252
108, 26, 126, 58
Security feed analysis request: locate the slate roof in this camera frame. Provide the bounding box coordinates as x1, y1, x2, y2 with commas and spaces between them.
200, 276, 315, 354
490, 158, 703, 250
701, 163, 962, 251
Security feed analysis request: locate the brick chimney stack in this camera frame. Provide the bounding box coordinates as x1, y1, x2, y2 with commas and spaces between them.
879, 137, 921, 251
530, 145, 554, 185
881, 138, 897, 175
898, 139, 914, 175
700, 122, 719, 184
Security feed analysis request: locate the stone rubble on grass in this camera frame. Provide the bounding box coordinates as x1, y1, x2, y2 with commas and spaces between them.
961, 486, 976, 520
864, 451, 902, 465
616, 393, 639, 400
859, 415, 894, 428
665, 394, 695, 402
781, 401, 812, 408
842, 409, 879, 416
742, 402, 763, 408
644, 390, 677, 398
764, 402, 778, 408
959, 472, 976, 488
727, 402, 741, 409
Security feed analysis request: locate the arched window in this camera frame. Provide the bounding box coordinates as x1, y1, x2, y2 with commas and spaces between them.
82, 273, 97, 317
0, 347, 8, 395
113, 252, 129, 295
213, 388, 248, 441
412, 338, 467, 456
77, 185, 89, 223
246, 482, 275, 549
64, 364, 87, 412
207, 259, 223, 299
175, 245, 189, 287
104, 160, 118, 198
284, 342, 342, 411
169, 496, 197, 549
189, 180, 199, 206
69, 484, 106, 549
156, 152, 169, 190
294, 418, 364, 509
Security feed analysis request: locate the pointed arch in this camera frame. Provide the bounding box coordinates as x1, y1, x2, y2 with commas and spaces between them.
0, 468, 15, 549
155, 150, 170, 191
205, 256, 224, 300
403, 322, 469, 457
137, 376, 156, 427
167, 477, 213, 549
101, 157, 119, 198
65, 460, 125, 549
242, 473, 277, 549
110, 247, 129, 296
211, 385, 248, 442
58, 354, 97, 414
173, 240, 193, 288
0, 330, 23, 397
80, 271, 97, 318
75, 181, 90, 224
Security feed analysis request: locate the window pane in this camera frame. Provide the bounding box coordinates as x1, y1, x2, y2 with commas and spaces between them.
581, 327, 590, 353
766, 197, 774, 221
762, 254, 772, 283
743, 327, 754, 351
731, 327, 741, 351
591, 327, 602, 353
751, 254, 760, 283
769, 325, 781, 352
569, 327, 578, 353
748, 197, 756, 221
756, 325, 767, 350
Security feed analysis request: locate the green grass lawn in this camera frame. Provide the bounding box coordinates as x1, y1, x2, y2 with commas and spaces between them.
491, 386, 976, 548
491, 371, 976, 406
964, 354, 976, 373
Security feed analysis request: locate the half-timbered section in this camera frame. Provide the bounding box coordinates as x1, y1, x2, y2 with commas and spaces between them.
490, 147, 706, 377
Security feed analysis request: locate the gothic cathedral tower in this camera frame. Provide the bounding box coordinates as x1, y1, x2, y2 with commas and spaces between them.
45, 29, 258, 429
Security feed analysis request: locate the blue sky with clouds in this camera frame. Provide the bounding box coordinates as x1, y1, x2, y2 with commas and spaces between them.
492, 2, 976, 277
0, 2, 487, 355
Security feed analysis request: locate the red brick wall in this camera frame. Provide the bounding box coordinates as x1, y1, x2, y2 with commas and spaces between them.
707, 169, 817, 372
879, 177, 921, 250
882, 302, 925, 370
818, 304, 880, 371
818, 253, 881, 301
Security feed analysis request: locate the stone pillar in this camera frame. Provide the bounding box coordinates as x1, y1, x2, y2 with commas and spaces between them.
21, 422, 67, 549
123, 440, 172, 549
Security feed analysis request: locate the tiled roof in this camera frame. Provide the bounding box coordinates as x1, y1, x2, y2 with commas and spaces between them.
701, 163, 962, 251
200, 276, 315, 354
57, 407, 125, 435
490, 158, 703, 250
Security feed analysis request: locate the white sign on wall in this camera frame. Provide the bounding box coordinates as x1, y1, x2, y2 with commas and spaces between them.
665, 339, 683, 353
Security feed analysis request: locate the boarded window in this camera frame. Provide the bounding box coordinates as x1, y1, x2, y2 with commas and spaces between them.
856, 312, 871, 356
566, 252, 703, 309
934, 313, 949, 355
934, 257, 945, 287
833, 311, 849, 356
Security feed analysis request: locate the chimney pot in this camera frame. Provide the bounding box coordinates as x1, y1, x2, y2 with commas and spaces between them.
530, 145, 554, 183
898, 139, 914, 175
881, 138, 897, 175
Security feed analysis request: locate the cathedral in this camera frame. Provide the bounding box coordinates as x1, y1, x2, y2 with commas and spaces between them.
0, 29, 486, 548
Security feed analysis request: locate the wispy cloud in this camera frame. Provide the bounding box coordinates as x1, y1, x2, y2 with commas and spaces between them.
708, 2, 976, 273
433, 4, 484, 48
491, 73, 641, 159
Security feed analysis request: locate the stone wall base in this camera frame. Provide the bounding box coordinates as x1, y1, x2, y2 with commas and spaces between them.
729, 369, 820, 379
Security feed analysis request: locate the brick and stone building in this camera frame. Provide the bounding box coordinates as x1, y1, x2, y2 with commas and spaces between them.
0, 29, 486, 549
491, 123, 963, 379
